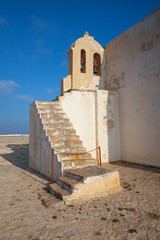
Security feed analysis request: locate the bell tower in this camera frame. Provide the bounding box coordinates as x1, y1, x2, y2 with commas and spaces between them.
61, 32, 104, 95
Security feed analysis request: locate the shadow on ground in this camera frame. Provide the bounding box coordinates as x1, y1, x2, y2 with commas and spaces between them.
0, 143, 48, 184
1, 144, 29, 169
111, 160, 160, 173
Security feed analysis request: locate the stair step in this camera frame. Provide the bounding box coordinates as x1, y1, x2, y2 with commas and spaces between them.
57, 176, 79, 193
46, 129, 76, 136
37, 101, 60, 106
38, 108, 63, 113
65, 166, 114, 182
44, 118, 70, 124
53, 146, 86, 153
49, 183, 70, 200
45, 122, 73, 129
62, 158, 97, 169
51, 139, 83, 148
50, 135, 79, 141
38, 104, 62, 108
38, 105, 62, 112
58, 152, 92, 160
37, 104, 61, 109
40, 112, 67, 119
38, 104, 61, 108
64, 169, 84, 182
38, 191, 63, 207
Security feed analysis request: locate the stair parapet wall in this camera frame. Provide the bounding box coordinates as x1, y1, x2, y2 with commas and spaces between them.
29, 101, 62, 180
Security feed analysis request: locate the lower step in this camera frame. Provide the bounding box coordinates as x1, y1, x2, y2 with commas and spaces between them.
49, 166, 121, 204
62, 166, 121, 204
38, 190, 63, 207
57, 176, 79, 193
58, 153, 92, 161
49, 183, 70, 200
62, 158, 97, 169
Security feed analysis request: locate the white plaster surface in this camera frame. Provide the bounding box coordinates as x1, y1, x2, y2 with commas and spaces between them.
97, 90, 120, 162
59, 90, 120, 163
59, 91, 96, 159
103, 8, 160, 167
29, 102, 62, 180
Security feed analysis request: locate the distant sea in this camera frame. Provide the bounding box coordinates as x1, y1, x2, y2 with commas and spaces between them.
0, 134, 29, 136
0, 121, 29, 135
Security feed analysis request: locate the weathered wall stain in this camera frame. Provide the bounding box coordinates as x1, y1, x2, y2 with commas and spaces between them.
141, 32, 160, 52
141, 40, 153, 51
106, 72, 125, 90
103, 7, 160, 167
107, 119, 114, 132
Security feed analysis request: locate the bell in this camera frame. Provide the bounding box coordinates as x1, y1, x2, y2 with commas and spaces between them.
81, 63, 83, 71
93, 66, 98, 73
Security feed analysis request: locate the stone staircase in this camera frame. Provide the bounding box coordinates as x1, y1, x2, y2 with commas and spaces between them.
33, 100, 120, 204
36, 101, 97, 170
48, 166, 120, 204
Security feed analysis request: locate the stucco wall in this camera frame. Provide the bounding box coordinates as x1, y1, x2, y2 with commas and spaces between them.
59, 90, 120, 163
29, 102, 62, 180
103, 8, 160, 167
60, 75, 71, 96
71, 34, 104, 90
97, 90, 120, 162
59, 91, 97, 159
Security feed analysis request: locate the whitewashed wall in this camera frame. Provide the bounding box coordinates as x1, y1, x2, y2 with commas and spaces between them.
103, 8, 160, 167
59, 90, 120, 163
97, 90, 120, 162
29, 102, 62, 180
59, 91, 97, 159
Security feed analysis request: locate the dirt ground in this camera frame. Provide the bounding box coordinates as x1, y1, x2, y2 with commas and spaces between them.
0, 136, 160, 240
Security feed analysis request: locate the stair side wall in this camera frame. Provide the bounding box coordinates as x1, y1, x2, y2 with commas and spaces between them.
29, 102, 62, 180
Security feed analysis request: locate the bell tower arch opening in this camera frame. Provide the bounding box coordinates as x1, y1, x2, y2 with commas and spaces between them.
93, 53, 101, 76
80, 49, 86, 73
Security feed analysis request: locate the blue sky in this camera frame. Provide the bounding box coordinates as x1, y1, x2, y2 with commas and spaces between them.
0, 0, 159, 134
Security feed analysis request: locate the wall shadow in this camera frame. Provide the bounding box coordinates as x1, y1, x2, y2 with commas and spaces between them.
111, 160, 160, 173
1, 144, 29, 169
96, 48, 107, 90
0, 143, 48, 183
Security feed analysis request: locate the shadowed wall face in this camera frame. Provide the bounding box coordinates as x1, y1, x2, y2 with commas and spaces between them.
103, 8, 160, 167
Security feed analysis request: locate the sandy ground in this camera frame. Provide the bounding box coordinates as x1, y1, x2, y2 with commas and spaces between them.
0, 136, 160, 240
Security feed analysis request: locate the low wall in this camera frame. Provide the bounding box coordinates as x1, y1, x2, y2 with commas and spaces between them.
29, 102, 62, 180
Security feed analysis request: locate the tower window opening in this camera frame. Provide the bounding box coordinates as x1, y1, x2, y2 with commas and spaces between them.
93, 53, 101, 76
80, 49, 86, 73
